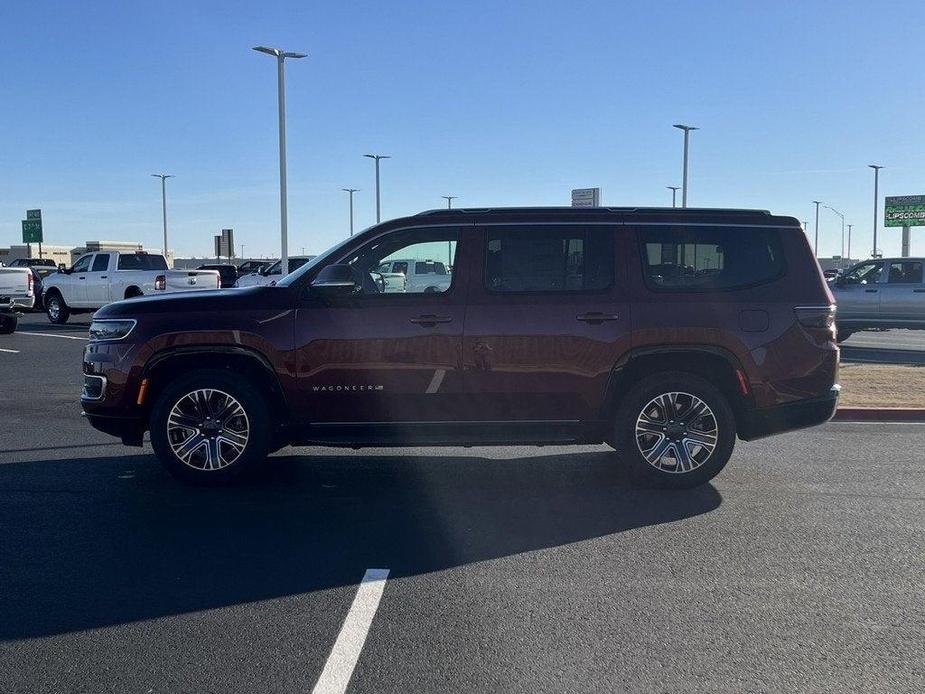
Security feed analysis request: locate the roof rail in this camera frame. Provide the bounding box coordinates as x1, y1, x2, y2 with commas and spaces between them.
415, 206, 771, 216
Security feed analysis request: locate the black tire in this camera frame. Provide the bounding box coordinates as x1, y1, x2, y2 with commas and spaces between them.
0, 314, 16, 334
45, 291, 70, 324
612, 372, 736, 489
149, 369, 271, 485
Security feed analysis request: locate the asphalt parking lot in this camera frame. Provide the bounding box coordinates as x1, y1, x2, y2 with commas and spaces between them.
1, 313, 924, 693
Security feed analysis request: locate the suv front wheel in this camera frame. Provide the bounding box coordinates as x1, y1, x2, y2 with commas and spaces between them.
149, 369, 271, 485
613, 372, 736, 489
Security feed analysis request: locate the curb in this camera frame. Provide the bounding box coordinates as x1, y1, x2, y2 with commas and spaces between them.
833, 408, 925, 422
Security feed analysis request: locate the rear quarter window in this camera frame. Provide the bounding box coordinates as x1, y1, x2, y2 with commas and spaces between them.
118, 254, 168, 271
638, 226, 786, 291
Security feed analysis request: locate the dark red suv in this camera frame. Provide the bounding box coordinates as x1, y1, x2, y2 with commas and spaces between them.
81, 207, 839, 487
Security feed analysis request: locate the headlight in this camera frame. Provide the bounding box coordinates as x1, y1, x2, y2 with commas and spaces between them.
89, 319, 137, 341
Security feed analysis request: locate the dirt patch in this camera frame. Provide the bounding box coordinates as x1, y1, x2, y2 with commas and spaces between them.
839, 363, 925, 408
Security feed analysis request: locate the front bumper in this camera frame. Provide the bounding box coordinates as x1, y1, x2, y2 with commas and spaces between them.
83, 412, 146, 447
738, 386, 840, 441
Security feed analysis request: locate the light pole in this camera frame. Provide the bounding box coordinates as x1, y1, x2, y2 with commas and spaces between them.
824, 205, 846, 259
869, 164, 884, 258
846, 224, 853, 260
342, 188, 359, 236
253, 45, 307, 275
441, 196, 457, 266
673, 124, 698, 208
812, 201, 822, 257
441, 195, 457, 209
364, 154, 390, 223
666, 186, 680, 208
240, 244, 245, 260
150, 174, 174, 263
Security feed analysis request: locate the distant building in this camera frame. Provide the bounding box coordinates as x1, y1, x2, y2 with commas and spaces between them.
0, 241, 173, 267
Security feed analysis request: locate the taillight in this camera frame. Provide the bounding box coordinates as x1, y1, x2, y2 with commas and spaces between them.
794, 305, 836, 339
154, 275, 166, 291
216, 274, 221, 289
27, 272, 34, 296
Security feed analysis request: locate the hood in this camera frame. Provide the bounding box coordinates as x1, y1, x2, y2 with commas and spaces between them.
94, 286, 291, 318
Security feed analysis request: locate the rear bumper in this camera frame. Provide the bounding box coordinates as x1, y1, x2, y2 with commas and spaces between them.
738, 386, 840, 441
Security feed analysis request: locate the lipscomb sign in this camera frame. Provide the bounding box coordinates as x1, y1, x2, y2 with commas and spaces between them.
885, 195, 925, 228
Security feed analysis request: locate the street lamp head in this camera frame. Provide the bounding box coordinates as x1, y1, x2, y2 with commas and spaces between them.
868, 163, 884, 170
342, 188, 359, 193
673, 124, 699, 132
364, 154, 391, 160
666, 186, 680, 191
813, 200, 822, 205
253, 46, 280, 56
151, 173, 174, 179
282, 51, 307, 59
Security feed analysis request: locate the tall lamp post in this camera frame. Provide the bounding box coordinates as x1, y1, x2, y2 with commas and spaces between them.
812, 201, 822, 257
672, 124, 698, 208
342, 188, 359, 236
868, 164, 884, 258
150, 174, 174, 263
441, 195, 457, 209
441, 196, 457, 266
666, 186, 680, 208
364, 154, 390, 223
846, 224, 853, 261
253, 45, 307, 275
824, 205, 846, 260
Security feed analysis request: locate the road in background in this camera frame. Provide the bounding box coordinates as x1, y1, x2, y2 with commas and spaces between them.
841, 329, 925, 364
1, 313, 923, 693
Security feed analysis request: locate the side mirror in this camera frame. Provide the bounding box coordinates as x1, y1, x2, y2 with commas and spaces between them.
311, 264, 358, 295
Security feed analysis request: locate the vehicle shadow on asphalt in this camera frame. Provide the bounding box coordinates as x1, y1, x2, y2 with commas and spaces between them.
0, 450, 721, 640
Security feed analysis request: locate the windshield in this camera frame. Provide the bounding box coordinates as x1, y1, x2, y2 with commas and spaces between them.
276, 235, 358, 287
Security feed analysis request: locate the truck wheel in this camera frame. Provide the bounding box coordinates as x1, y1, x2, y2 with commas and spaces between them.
124, 287, 143, 299
45, 292, 70, 324
0, 314, 17, 334
612, 372, 736, 489
149, 369, 271, 485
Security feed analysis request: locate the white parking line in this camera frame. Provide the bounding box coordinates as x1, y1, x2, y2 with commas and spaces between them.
0, 347, 20, 354
15, 331, 88, 341
312, 568, 390, 694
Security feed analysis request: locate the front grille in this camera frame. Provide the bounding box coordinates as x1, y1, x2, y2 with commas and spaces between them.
81, 374, 107, 401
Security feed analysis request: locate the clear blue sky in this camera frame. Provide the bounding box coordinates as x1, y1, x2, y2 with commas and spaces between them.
2, 0, 923, 260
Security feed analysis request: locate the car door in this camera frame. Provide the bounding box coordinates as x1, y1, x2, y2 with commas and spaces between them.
294, 225, 468, 432
85, 253, 112, 305
878, 260, 925, 324
66, 254, 94, 307
834, 261, 883, 323
462, 223, 631, 426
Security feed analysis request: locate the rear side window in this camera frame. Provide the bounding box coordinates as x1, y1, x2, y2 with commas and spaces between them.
91, 254, 110, 272
415, 261, 447, 275
639, 226, 785, 291
485, 226, 614, 293
118, 254, 168, 271
885, 261, 923, 284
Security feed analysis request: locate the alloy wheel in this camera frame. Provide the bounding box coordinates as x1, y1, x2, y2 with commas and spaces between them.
634, 391, 718, 474
167, 388, 250, 471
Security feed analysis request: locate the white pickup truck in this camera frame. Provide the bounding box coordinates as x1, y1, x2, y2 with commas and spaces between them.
0, 266, 34, 334
376, 258, 452, 293
41, 251, 221, 324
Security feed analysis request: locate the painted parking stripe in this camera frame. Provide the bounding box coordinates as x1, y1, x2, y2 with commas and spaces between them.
0, 347, 20, 354
15, 331, 88, 341
312, 568, 390, 694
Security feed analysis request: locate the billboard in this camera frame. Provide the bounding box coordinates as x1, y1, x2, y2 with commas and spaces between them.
571, 188, 601, 207
885, 195, 925, 228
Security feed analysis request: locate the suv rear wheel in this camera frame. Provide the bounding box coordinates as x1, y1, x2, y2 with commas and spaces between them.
149, 369, 271, 485
45, 291, 70, 324
613, 372, 736, 489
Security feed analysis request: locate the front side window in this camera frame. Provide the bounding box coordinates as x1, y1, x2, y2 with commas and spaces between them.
485, 226, 613, 293
71, 255, 93, 273
885, 261, 923, 284
639, 226, 784, 291
843, 262, 883, 285
340, 227, 458, 295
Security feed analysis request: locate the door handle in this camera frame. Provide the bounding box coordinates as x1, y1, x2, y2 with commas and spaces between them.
78, 276, 86, 280
576, 312, 619, 324
100, 275, 107, 279
409, 314, 453, 326
864, 289, 878, 293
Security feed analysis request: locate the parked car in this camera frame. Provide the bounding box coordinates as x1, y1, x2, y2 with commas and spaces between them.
0, 266, 34, 334
197, 264, 239, 289
81, 206, 838, 488
831, 257, 925, 341
42, 251, 221, 324
236, 260, 272, 278
234, 256, 315, 287
9, 258, 57, 268
377, 258, 451, 293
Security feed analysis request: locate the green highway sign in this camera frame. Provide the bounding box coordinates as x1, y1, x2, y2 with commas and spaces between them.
22, 219, 43, 243
26, 209, 42, 220
885, 195, 925, 228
